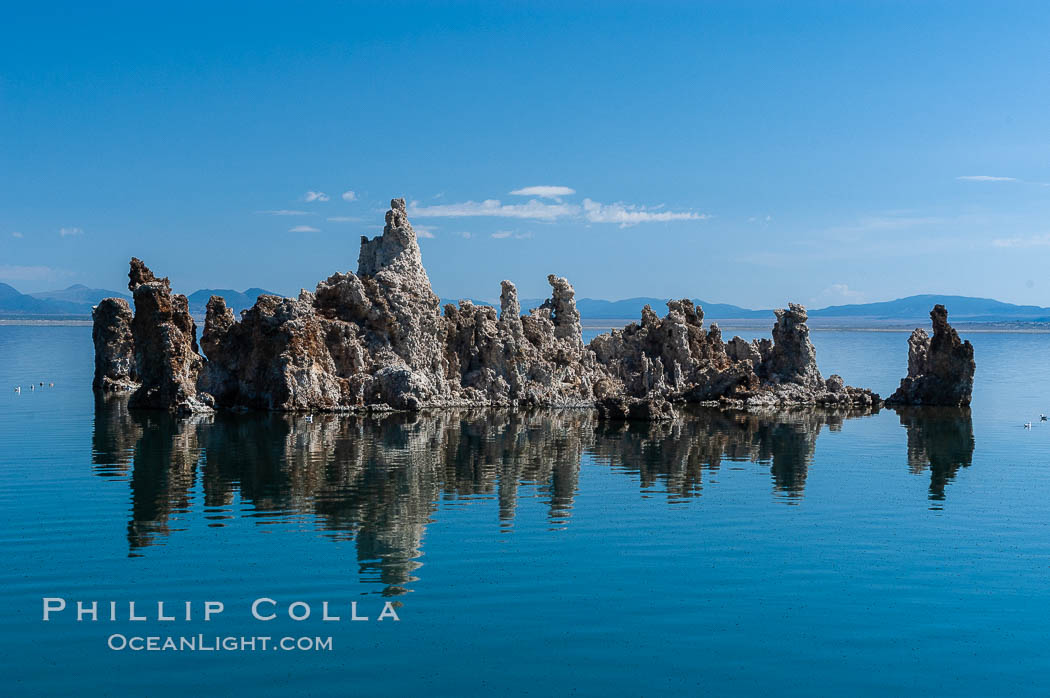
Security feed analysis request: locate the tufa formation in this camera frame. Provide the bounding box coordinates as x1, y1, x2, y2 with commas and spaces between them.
94, 197, 889, 416
885, 304, 975, 407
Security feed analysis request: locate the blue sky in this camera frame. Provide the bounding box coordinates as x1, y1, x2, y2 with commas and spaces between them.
2, 1, 1049, 309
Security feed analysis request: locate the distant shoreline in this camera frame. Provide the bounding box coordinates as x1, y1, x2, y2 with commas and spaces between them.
0, 319, 93, 326
579, 318, 1050, 333
5, 316, 1050, 333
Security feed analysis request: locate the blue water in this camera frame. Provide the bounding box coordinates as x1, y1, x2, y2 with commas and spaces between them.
3, 325, 1050, 696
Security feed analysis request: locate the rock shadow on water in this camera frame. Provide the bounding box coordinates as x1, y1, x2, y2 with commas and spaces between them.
92, 398, 886, 592
891, 406, 975, 507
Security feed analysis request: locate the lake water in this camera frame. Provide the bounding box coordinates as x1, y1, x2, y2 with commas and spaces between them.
3, 325, 1050, 696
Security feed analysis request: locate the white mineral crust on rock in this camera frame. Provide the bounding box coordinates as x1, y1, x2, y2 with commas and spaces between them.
93, 197, 886, 419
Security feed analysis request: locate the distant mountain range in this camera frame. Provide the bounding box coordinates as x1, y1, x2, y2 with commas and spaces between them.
3, 283, 1050, 325
441, 293, 1050, 324
0, 283, 275, 318
439, 297, 769, 319
0, 283, 127, 317
185, 288, 275, 316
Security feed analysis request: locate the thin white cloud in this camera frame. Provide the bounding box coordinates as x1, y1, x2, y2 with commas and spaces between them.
956, 175, 1019, 182
326, 216, 362, 223
409, 193, 706, 226
581, 199, 708, 227
258, 209, 311, 216
849, 215, 945, 231
341, 190, 357, 202
457, 231, 473, 239
818, 214, 949, 243
289, 225, 320, 233
491, 231, 533, 240
413, 225, 436, 239
992, 233, 1050, 248
59, 227, 82, 237
304, 191, 330, 202
812, 283, 865, 306
409, 199, 575, 221
509, 185, 576, 199
0, 264, 71, 283
11, 231, 23, 238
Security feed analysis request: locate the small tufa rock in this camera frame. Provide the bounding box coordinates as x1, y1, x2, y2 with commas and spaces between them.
886, 305, 975, 406
596, 395, 678, 421
763, 303, 824, 389
92, 298, 139, 392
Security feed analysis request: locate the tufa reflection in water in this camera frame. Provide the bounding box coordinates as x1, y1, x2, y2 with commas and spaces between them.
91, 398, 973, 594
892, 406, 975, 506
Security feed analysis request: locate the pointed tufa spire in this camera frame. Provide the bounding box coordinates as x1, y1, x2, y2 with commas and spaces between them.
886, 304, 975, 406
128, 257, 168, 292
357, 197, 428, 278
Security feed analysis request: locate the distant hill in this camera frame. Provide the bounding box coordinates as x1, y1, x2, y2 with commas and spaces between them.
572, 297, 767, 320
439, 293, 1050, 324
462, 296, 768, 320
0, 283, 92, 316
29, 284, 131, 305
0, 283, 276, 318
809, 294, 1050, 322
3, 283, 1050, 325
186, 288, 276, 315
0, 282, 23, 302
438, 297, 497, 310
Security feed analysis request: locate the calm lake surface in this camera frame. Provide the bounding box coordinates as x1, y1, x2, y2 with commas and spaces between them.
3, 325, 1050, 696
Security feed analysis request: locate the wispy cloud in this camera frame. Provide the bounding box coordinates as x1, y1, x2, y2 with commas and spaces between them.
304, 191, 330, 202
413, 225, 436, 239
814, 213, 950, 244
258, 209, 311, 216
457, 231, 473, 239
956, 175, 1019, 182
409, 199, 575, 221
811, 283, 865, 307
11, 231, 23, 238
490, 231, 512, 239
59, 227, 82, 237
289, 225, 320, 233
341, 190, 357, 202
490, 230, 532, 240
0, 264, 71, 283
844, 214, 945, 232
509, 185, 575, 199
581, 199, 708, 227
326, 216, 362, 222
992, 233, 1050, 248
410, 193, 706, 226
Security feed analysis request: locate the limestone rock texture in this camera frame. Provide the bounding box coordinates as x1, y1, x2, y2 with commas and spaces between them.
885, 304, 975, 406
126, 258, 212, 413
92, 297, 139, 392
92, 197, 883, 417
590, 299, 878, 410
